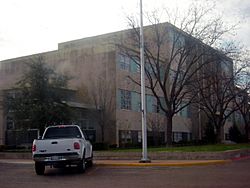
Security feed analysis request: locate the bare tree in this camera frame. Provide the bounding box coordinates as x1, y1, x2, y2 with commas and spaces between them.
77, 72, 116, 143
117, 1, 237, 145
234, 90, 250, 141
147, 114, 164, 146
193, 41, 250, 142
233, 56, 250, 141
194, 56, 236, 142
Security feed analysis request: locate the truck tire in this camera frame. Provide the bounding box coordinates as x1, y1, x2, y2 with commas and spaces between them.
77, 151, 86, 173
77, 159, 86, 173
35, 162, 45, 175
87, 152, 93, 167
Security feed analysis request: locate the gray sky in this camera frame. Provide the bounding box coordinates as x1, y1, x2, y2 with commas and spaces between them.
0, 0, 249, 61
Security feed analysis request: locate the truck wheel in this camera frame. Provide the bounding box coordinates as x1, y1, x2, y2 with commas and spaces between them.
87, 152, 93, 167
77, 159, 86, 173
35, 162, 45, 175
87, 159, 93, 167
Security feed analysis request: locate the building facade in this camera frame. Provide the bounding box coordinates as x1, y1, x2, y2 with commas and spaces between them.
0, 23, 243, 146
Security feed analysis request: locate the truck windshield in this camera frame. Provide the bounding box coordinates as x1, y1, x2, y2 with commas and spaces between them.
43, 126, 82, 139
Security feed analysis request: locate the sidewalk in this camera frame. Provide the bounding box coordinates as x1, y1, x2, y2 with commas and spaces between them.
0, 159, 231, 167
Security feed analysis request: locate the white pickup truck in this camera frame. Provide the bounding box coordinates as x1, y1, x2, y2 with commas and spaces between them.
32, 125, 93, 175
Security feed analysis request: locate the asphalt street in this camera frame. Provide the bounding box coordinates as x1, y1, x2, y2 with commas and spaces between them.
0, 159, 250, 188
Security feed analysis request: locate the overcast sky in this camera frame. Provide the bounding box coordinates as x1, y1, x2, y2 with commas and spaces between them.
0, 0, 249, 61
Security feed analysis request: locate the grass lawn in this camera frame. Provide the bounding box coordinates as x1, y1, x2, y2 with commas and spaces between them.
110, 143, 250, 152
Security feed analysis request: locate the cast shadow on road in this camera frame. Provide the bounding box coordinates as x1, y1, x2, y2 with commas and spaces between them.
43, 166, 94, 176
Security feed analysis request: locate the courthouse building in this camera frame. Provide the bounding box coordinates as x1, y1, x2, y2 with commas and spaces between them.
0, 23, 237, 146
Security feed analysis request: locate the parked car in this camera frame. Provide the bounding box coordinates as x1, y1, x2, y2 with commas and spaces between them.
32, 125, 93, 175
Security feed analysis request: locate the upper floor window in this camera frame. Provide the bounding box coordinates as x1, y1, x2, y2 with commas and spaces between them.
118, 54, 130, 71
177, 102, 189, 118
117, 89, 141, 111
120, 89, 132, 110
168, 29, 185, 49
118, 54, 140, 73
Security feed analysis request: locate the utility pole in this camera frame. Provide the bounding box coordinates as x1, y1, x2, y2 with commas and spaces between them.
139, 0, 150, 163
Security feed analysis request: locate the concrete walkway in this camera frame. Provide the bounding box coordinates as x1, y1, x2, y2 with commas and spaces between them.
0, 159, 232, 167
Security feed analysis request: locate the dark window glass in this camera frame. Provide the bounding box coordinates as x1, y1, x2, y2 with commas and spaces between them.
44, 126, 82, 139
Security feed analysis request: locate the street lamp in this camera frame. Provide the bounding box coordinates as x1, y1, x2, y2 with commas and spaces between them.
139, 0, 150, 163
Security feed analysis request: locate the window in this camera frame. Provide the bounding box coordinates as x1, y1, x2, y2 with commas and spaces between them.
131, 91, 140, 112
173, 132, 191, 142
168, 29, 185, 49
146, 95, 154, 113
44, 126, 82, 139
120, 130, 132, 143
178, 102, 189, 118
138, 131, 142, 143
173, 132, 183, 142
7, 116, 15, 130
118, 54, 130, 71
235, 112, 243, 124
83, 130, 96, 142
225, 110, 232, 122
118, 54, 141, 74
130, 59, 140, 73
153, 98, 161, 113
120, 90, 131, 110
136, 61, 140, 73
179, 107, 188, 118
78, 119, 91, 130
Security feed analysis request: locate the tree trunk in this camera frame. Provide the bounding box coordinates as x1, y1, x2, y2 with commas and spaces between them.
165, 115, 173, 146
216, 126, 222, 143
244, 118, 249, 141
101, 124, 105, 143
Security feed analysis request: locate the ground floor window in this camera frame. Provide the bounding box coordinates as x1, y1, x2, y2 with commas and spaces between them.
119, 130, 165, 147
119, 130, 133, 145
6, 116, 15, 130
173, 132, 192, 143
83, 130, 96, 143
5, 129, 39, 146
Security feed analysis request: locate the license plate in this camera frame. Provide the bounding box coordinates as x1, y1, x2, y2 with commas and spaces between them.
52, 156, 59, 160
45, 156, 59, 161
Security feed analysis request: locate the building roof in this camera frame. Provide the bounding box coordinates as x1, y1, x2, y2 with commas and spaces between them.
66, 101, 96, 110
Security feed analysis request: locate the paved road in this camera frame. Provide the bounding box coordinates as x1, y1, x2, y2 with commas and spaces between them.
1, 159, 250, 188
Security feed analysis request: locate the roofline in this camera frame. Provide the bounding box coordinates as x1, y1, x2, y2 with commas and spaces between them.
0, 50, 57, 63
1, 22, 232, 63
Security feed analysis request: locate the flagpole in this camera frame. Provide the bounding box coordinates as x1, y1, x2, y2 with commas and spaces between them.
139, 0, 150, 163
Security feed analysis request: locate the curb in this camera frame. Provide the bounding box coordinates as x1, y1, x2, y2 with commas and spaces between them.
0, 159, 232, 167
94, 160, 232, 167
231, 155, 250, 161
